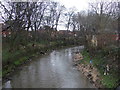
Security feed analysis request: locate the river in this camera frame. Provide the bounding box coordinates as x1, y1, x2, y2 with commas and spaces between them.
3, 46, 95, 88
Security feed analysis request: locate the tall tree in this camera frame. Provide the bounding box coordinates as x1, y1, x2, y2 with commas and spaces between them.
65, 8, 76, 31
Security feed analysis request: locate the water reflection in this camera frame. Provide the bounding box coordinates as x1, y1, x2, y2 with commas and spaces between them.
3, 46, 94, 88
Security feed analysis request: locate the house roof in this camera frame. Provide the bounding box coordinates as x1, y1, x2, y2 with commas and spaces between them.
0, 23, 10, 31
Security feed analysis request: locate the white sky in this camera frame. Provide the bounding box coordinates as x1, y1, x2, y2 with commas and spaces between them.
0, 0, 117, 30
0, 0, 90, 22
52, 0, 118, 30
52, 0, 90, 30
54, 0, 89, 12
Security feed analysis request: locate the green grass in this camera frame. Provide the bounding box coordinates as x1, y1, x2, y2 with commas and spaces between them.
2, 39, 80, 78
101, 74, 118, 88
2, 48, 24, 63
14, 56, 28, 66
81, 49, 119, 88
82, 51, 90, 63
0, 70, 2, 77
2, 43, 39, 77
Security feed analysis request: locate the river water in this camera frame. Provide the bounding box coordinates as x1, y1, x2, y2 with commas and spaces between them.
3, 46, 94, 88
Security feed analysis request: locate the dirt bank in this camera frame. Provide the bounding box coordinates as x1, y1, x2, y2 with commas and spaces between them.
73, 53, 104, 88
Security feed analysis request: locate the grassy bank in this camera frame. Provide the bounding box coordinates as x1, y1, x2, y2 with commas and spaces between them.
80, 47, 119, 88
2, 39, 79, 80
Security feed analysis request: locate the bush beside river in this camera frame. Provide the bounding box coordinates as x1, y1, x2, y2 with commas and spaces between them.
73, 47, 120, 88
2, 30, 82, 81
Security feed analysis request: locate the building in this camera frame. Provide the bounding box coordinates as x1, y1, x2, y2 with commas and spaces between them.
0, 23, 11, 37
90, 32, 118, 48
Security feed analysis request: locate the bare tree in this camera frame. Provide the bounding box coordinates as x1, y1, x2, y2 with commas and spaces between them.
0, 2, 27, 31
30, 1, 49, 31
65, 7, 76, 31
54, 5, 65, 30
71, 14, 79, 31
41, 1, 65, 30
89, 0, 118, 32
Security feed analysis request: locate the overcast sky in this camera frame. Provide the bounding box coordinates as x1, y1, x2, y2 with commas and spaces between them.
52, 0, 90, 30
54, 0, 89, 12
0, 0, 90, 21
0, 0, 117, 30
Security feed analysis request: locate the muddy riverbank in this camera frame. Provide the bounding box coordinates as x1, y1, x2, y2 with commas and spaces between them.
73, 53, 103, 88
